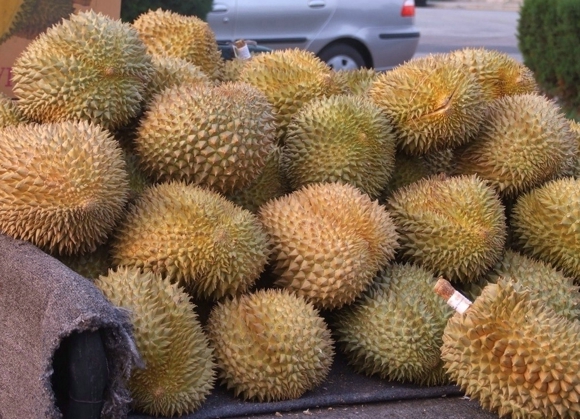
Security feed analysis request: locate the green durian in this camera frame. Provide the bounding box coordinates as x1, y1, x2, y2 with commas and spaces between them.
259, 182, 399, 310
0, 0, 35, 44
95, 266, 216, 417
12, 10, 154, 130
387, 174, 507, 283
112, 181, 270, 300
453, 94, 577, 198
0, 92, 26, 128
510, 177, 580, 280
368, 54, 486, 155
0, 120, 130, 255
333, 263, 452, 386
281, 94, 396, 199
135, 82, 276, 194
207, 288, 334, 402
442, 279, 580, 418
447, 47, 538, 101
56, 242, 113, 280
13, 0, 74, 40
379, 152, 431, 201
132, 8, 224, 81
331, 67, 379, 96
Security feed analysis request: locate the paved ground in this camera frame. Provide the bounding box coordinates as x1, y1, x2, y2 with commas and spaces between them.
429, 0, 523, 11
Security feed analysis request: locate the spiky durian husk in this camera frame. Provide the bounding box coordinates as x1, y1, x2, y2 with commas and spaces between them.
331, 68, 379, 96
510, 177, 580, 280
0, 92, 26, 128
379, 152, 431, 202
132, 9, 223, 81
13, 0, 74, 40
226, 146, 289, 213
333, 263, 452, 385
0, 120, 129, 255
12, 10, 154, 130
368, 54, 486, 155
145, 55, 212, 106
570, 120, 580, 178
423, 148, 455, 175
387, 174, 506, 283
0, 0, 35, 44
123, 151, 152, 203
207, 288, 334, 402
259, 182, 399, 310
238, 49, 334, 142
95, 266, 216, 417
442, 279, 580, 419
112, 181, 270, 300
281, 94, 396, 199
56, 242, 113, 280
221, 58, 250, 83
453, 94, 577, 199
484, 249, 580, 320
447, 48, 538, 101
135, 82, 276, 194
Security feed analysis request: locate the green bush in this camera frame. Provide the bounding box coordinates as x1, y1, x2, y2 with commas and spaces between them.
518, 0, 580, 116
120, 0, 214, 23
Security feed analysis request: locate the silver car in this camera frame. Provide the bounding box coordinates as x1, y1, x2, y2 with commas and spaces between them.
207, 0, 421, 71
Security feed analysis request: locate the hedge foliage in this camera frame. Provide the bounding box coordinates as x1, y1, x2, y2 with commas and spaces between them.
120, 0, 214, 23
518, 0, 580, 115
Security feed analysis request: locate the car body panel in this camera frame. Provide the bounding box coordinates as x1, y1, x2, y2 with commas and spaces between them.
207, 0, 420, 71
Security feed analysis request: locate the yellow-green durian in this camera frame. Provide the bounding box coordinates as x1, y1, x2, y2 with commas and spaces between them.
207, 288, 334, 402
259, 182, 399, 310
379, 152, 431, 201
569, 119, 580, 178
484, 249, 580, 321
0, 120, 130, 255
447, 48, 538, 101
135, 82, 276, 194
56, 242, 113, 280
281, 94, 396, 198
368, 54, 486, 155
13, 0, 74, 40
331, 67, 379, 96
112, 181, 270, 300
95, 266, 216, 417
333, 263, 452, 386
132, 8, 224, 80
0, 92, 26, 128
0, 0, 35, 44
423, 148, 455, 175
226, 145, 289, 213
12, 10, 154, 130
510, 177, 580, 280
387, 174, 506, 283
441, 279, 580, 418
453, 94, 577, 198
221, 57, 249, 83
145, 55, 212, 106
238, 48, 334, 142
123, 151, 153, 203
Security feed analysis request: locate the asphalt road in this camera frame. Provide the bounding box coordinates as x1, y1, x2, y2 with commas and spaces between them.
413, 6, 523, 61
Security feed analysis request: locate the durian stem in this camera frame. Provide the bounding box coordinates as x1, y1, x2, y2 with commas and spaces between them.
434, 277, 472, 314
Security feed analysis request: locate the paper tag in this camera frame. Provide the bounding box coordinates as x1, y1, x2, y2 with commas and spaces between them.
447, 291, 472, 314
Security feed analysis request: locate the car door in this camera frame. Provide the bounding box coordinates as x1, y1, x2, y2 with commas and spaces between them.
231, 0, 337, 51
207, 0, 237, 42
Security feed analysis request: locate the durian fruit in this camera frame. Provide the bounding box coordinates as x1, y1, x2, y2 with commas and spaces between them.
331, 68, 379, 96
378, 152, 431, 201
12, 10, 154, 130
387, 174, 506, 283
95, 266, 216, 417
13, 0, 74, 40
281, 94, 396, 199
207, 288, 334, 402
123, 151, 153, 203
259, 182, 399, 310
144, 55, 212, 106
0, 0, 35, 44
221, 58, 249, 83
423, 148, 455, 175
569, 119, 580, 178
484, 249, 580, 321
333, 263, 452, 386
453, 94, 577, 199
56, 242, 113, 280
112, 181, 270, 300
510, 177, 580, 280
368, 54, 486, 155
238, 48, 335, 142
226, 145, 289, 213
441, 278, 580, 419
135, 82, 276, 194
0, 120, 130, 255
447, 48, 538, 101
132, 9, 224, 81
0, 92, 26, 128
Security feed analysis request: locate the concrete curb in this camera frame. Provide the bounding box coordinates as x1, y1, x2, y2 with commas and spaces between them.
425, 0, 523, 12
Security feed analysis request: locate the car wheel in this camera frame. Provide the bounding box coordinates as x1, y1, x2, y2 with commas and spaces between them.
318, 44, 366, 71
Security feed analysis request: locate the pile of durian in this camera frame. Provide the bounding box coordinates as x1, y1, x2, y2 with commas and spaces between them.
1, 7, 580, 419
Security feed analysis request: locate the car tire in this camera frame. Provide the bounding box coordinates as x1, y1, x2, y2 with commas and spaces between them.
318, 44, 366, 71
